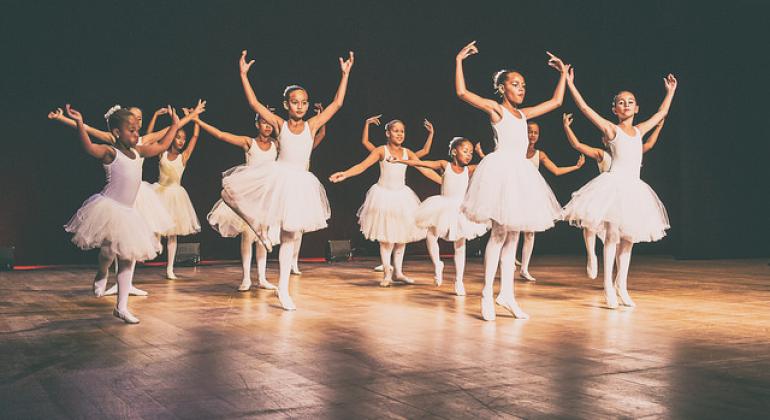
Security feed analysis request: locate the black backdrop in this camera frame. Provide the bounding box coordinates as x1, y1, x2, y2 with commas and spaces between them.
1, 0, 768, 264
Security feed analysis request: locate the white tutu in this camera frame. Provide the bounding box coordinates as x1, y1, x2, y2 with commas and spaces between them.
357, 184, 426, 243
135, 182, 175, 235
152, 183, 200, 236
562, 172, 669, 244
207, 199, 281, 244
64, 194, 161, 261
416, 196, 488, 241
221, 161, 330, 233
462, 150, 562, 232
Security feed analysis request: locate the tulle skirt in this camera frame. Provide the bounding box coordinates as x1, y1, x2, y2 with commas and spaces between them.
64, 194, 161, 261
221, 161, 330, 234
562, 172, 669, 244
135, 181, 175, 235
357, 183, 426, 243
207, 199, 281, 244
152, 183, 200, 236
416, 195, 489, 241
462, 150, 562, 232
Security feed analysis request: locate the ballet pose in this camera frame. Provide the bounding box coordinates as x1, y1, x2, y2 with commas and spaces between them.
395, 137, 489, 296
221, 50, 354, 310
362, 114, 435, 273
563, 113, 665, 279
456, 41, 569, 320
478, 121, 585, 282
562, 68, 676, 308
63, 102, 202, 323
330, 118, 431, 287
150, 116, 202, 279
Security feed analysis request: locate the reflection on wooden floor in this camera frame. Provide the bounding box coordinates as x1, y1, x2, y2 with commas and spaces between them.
1, 256, 769, 418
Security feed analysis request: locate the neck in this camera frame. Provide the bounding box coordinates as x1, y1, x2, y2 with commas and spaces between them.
256, 134, 271, 143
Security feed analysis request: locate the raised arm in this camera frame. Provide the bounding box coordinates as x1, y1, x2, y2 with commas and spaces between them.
361, 114, 381, 152
540, 150, 585, 176
566, 68, 616, 140
48, 108, 115, 144
455, 41, 502, 122
145, 107, 168, 135
329, 146, 382, 183
642, 119, 665, 154
139, 101, 204, 157
65, 105, 114, 162
414, 119, 434, 158
521, 52, 569, 120
312, 103, 327, 149
636, 75, 677, 136
562, 113, 604, 161
239, 50, 283, 131
308, 51, 354, 134
182, 121, 200, 165
192, 113, 250, 150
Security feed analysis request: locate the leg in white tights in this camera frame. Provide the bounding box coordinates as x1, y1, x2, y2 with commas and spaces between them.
519, 232, 537, 281
583, 228, 598, 279
276, 230, 298, 310
392, 243, 413, 284
496, 231, 528, 319
481, 224, 506, 321
615, 239, 635, 307
453, 238, 466, 296
238, 231, 254, 291
165, 235, 178, 279
291, 233, 303, 275
113, 258, 139, 324
426, 228, 443, 286
379, 242, 394, 287
602, 237, 620, 309
93, 246, 114, 297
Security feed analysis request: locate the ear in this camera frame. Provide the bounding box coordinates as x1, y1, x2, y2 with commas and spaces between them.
111, 127, 121, 139
283, 101, 289, 110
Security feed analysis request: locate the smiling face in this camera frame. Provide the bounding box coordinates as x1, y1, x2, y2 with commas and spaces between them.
284, 89, 309, 119
498, 71, 526, 106
611, 91, 639, 121
527, 122, 540, 145
385, 121, 405, 146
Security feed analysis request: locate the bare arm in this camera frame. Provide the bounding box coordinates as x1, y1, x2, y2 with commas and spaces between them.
182, 121, 200, 165
566, 68, 616, 140
239, 50, 283, 132
521, 52, 569, 120
540, 150, 585, 176
394, 158, 447, 171
139, 101, 204, 157
474, 142, 486, 159
642, 119, 665, 154
145, 107, 168, 135
194, 115, 250, 150
636, 75, 677, 135
404, 149, 442, 184
562, 113, 605, 161
361, 114, 381, 152
414, 119, 434, 158
329, 147, 383, 183
455, 41, 503, 122
312, 103, 327, 149
308, 51, 354, 134
64, 105, 115, 162
48, 108, 115, 144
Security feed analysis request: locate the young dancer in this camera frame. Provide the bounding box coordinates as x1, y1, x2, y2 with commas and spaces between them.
478, 121, 585, 282
562, 68, 676, 308
221, 50, 354, 310
151, 116, 202, 279
563, 113, 665, 279
456, 41, 568, 320
330, 118, 430, 286
361, 114, 434, 272
395, 137, 489, 295
63, 102, 202, 323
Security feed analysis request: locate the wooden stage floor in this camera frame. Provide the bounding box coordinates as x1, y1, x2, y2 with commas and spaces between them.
1, 256, 769, 419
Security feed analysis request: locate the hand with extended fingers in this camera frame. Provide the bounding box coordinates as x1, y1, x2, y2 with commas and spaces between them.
457, 41, 478, 61
65, 104, 83, 124
562, 113, 573, 127
48, 107, 64, 120
239, 50, 255, 74
664, 74, 677, 92
546, 51, 569, 74
576, 154, 585, 168
423, 118, 434, 133
339, 51, 354, 74
366, 114, 382, 126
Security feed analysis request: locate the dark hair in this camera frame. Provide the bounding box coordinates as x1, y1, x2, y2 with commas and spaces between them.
107, 108, 135, 132
492, 69, 521, 94
283, 85, 307, 101
448, 136, 473, 159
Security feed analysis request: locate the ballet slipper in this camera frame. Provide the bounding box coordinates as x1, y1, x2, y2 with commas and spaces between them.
104, 284, 148, 296
257, 279, 278, 290
586, 253, 598, 279
617, 288, 636, 307
93, 277, 107, 297
276, 290, 296, 311
454, 281, 466, 296
113, 307, 140, 324
290, 264, 302, 275
379, 265, 393, 287
519, 270, 537, 282
373, 264, 384, 272
433, 261, 444, 287
394, 273, 414, 284
495, 295, 529, 319
481, 295, 496, 321
237, 279, 252, 292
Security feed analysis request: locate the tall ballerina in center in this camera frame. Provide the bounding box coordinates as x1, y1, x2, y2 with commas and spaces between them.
221, 50, 354, 311
455, 41, 569, 321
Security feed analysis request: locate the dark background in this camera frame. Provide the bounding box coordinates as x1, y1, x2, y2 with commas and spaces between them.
1, 0, 768, 264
